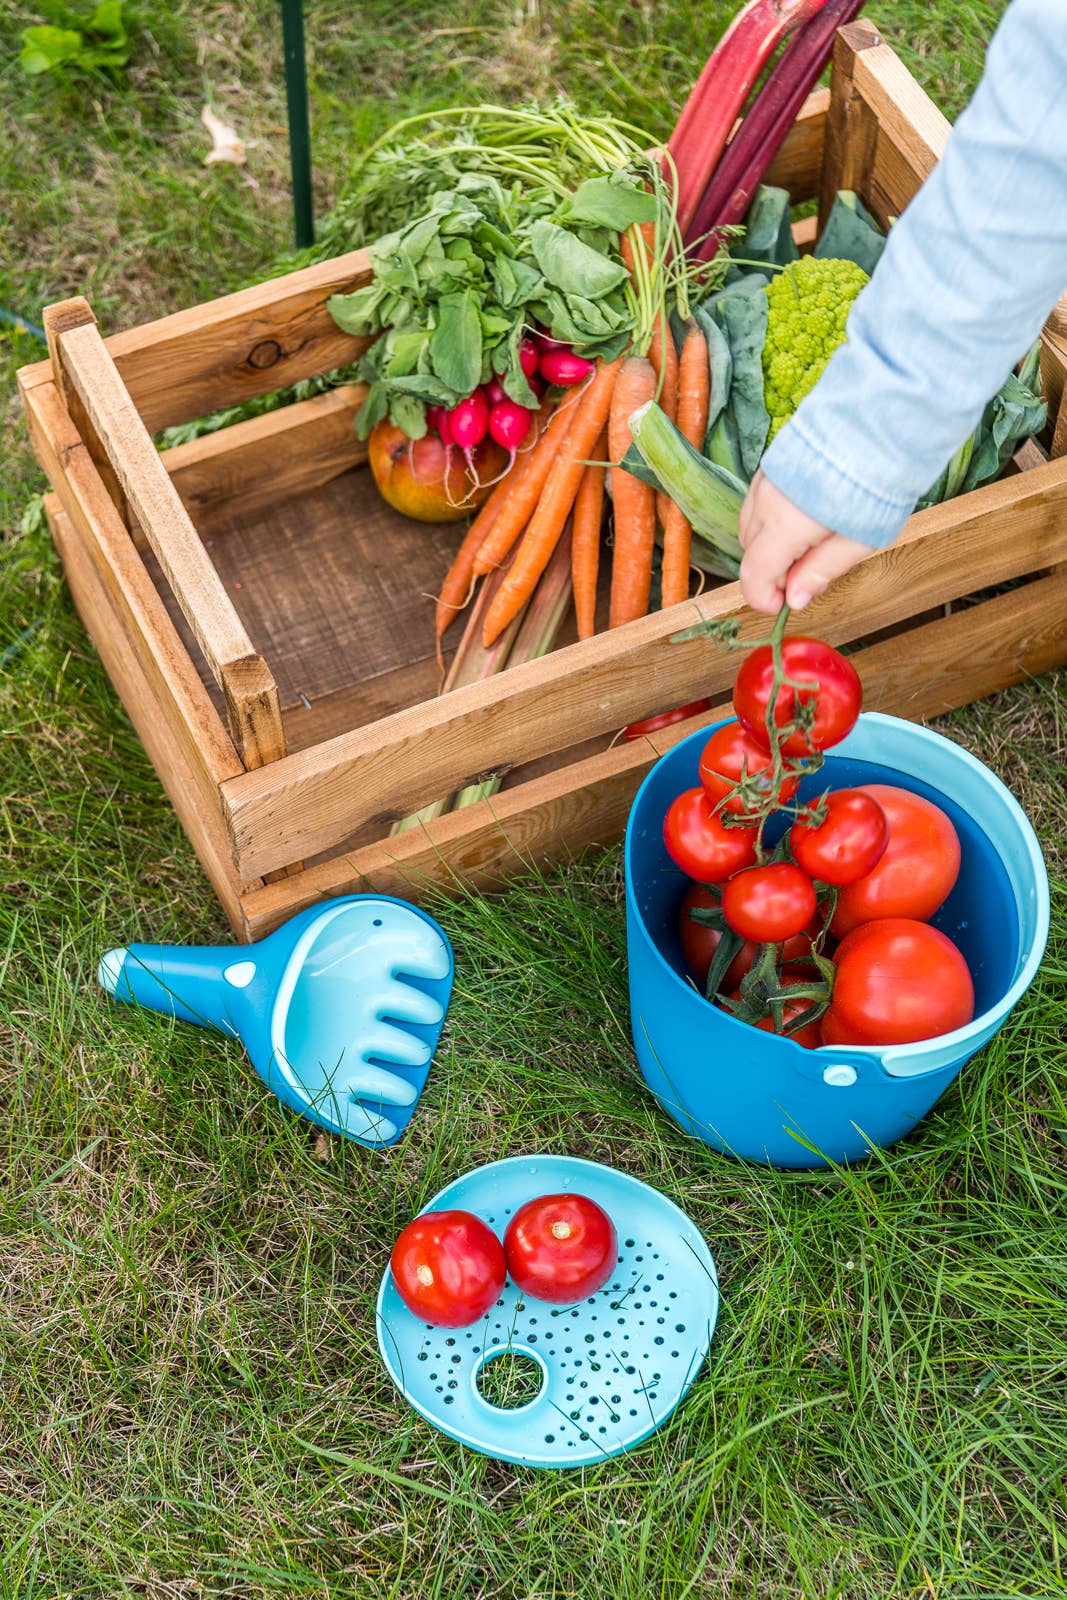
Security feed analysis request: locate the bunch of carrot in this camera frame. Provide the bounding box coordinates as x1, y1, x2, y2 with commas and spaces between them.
433, 225, 711, 658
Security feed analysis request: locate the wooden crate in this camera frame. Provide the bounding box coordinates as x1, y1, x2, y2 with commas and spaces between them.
19, 20, 1067, 942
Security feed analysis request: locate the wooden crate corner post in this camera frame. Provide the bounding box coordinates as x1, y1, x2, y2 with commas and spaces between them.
818, 18, 882, 228
42, 295, 289, 777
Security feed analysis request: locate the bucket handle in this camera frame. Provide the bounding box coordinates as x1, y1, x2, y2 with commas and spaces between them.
792, 1042, 967, 1087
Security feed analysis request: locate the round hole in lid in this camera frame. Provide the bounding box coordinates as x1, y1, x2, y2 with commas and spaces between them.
473, 1348, 546, 1411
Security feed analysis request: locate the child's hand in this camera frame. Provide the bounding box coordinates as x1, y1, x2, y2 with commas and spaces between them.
739, 469, 873, 614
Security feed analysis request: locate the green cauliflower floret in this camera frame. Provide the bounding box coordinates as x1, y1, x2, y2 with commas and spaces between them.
762, 255, 869, 440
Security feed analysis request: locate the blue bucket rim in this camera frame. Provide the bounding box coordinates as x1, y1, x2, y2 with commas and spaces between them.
624, 711, 1050, 1077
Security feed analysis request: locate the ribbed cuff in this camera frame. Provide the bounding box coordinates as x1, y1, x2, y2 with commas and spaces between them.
760, 420, 916, 550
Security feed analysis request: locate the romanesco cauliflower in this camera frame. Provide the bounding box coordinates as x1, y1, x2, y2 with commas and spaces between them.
762, 255, 869, 440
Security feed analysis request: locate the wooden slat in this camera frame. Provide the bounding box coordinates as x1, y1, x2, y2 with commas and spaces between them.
791, 215, 818, 252
20, 377, 252, 882
855, 570, 1067, 719
762, 86, 830, 202
44, 300, 129, 527
236, 569, 1067, 937
44, 496, 252, 936
162, 385, 367, 528
867, 130, 928, 222
1041, 337, 1067, 452
219, 456, 1067, 878
20, 251, 373, 434
848, 23, 949, 226
818, 21, 882, 232
1046, 289, 1067, 345
852, 32, 951, 186
1041, 327, 1067, 458
46, 312, 287, 771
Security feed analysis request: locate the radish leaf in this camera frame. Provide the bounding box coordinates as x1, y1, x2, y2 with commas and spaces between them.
430, 291, 482, 394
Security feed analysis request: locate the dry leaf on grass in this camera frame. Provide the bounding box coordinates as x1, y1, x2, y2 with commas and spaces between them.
201, 105, 246, 166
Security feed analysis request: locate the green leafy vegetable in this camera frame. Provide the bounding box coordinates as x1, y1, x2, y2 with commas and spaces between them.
430, 291, 483, 395
328, 157, 652, 435
697, 185, 1046, 511
735, 186, 797, 270
698, 286, 770, 477
918, 346, 1047, 506
693, 309, 733, 439
555, 175, 658, 232
19, 0, 128, 75
528, 219, 630, 299
814, 191, 886, 276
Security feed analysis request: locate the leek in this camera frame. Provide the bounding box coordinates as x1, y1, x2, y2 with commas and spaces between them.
627, 400, 745, 579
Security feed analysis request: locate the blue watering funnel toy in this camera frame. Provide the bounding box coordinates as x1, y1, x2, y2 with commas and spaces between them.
625, 712, 1049, 1169
377, 1155, 719, 1469
98, 895, 454, 1147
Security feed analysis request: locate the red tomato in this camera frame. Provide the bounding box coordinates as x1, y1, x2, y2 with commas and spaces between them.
390, 1210, 505, 1328
698, 722, 799, 816
822, 918, 974, 1046
733, 637, 862, 755
790, 789, 889, 886
722, 863, 817, 943
663, 789, 759, 882
504, 1193, 618, 1304
832, 785, 961, 936
622, 700, 711, 741
678, 885, 822, 993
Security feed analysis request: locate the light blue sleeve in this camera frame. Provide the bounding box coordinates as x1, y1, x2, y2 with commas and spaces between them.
761, 0, 1067, 548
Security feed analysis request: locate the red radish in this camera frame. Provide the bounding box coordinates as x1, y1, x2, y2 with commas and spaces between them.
485, 377, 507, 405
426, 405, 453, 445
448, 389, 492, 486
488, 400, 531, 452
519, 339, 541, 379
539, 348, 594, 387
449, 391, 489, 448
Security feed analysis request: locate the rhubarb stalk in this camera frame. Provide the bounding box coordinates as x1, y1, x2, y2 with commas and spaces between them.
667, 0, 831, 237
452, 530, 575, 810
686, 0, 868, 257
391, 565, 523, 833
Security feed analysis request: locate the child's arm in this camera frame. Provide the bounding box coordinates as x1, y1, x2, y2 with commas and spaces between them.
740, 0, 1067, 614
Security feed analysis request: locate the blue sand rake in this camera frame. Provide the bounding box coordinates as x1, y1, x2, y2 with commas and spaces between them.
98, 896, 454, 1147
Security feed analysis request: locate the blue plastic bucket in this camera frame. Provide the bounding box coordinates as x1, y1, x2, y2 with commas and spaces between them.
624, 712, 1049, 1168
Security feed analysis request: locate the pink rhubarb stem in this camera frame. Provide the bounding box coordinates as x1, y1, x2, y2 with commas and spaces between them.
687, 0, 868, 257
667, 0, 832, 237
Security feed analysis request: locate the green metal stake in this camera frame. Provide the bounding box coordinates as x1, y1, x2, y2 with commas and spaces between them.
281, 0, 314, 249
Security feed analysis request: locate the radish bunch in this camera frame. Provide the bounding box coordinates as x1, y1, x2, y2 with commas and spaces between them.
426, 332, 594, 472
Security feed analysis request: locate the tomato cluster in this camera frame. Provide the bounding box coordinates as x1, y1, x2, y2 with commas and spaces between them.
664, 620, 974, 1049
390, 1192, 618, 1328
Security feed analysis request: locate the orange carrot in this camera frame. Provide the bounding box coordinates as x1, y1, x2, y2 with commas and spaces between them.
471, 400, 580, 578
622, 221, 679, 526
571, 429, 608, 641
482, 358, 622, 647
660, 318, 710, 609
648, 312, 679, 420
608, 355, 658, 630
435, 403, 549, 638
620, 220, 656, 283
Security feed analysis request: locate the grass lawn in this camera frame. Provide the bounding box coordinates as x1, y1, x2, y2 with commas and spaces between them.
3, 1, 1066, 1595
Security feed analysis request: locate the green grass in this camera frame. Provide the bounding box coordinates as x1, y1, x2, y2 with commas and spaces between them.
3, 0, 1066, 1594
